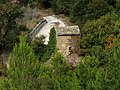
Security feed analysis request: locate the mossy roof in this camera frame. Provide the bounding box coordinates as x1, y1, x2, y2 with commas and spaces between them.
56, 26, 80, 35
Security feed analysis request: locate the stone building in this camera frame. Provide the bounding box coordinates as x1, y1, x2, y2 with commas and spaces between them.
29, 15, 81, 67
56, 26, 80, 67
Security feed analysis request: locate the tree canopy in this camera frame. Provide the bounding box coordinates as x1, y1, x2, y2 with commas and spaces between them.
1, 36, 40, 89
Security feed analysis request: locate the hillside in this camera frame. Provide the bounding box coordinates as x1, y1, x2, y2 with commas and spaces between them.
0, 0, 120, 90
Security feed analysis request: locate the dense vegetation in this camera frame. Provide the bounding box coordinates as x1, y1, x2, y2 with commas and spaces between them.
0, 0, 29, 51
1, 36, 41, 89
0, 0, 120, 90
41, 27, 57, 62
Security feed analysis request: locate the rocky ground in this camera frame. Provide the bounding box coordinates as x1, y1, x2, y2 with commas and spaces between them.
20, 6, 74, 30
20, 6, 54, 30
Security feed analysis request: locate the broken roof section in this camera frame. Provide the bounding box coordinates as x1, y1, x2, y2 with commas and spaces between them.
43, 15, 58, 23
43, 15, 67, 27
57, 26, 80, 36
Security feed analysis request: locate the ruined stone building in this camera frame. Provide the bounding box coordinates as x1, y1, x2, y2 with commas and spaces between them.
29, 15, 80, 66
56, 26, 80, 67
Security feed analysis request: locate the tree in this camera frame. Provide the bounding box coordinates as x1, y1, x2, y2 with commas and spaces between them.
70, 0, 113, 24
0, 0, 8, 4
116, 0, 120, 10
70, 0, 90, 23
0, 2, 23, 50
106, 0, 116, 7
80, 13, 119, 56
77, 35, 120, 90
38, 0, 52, 8
105, 38, 120, 90
51, 0, 76, 15
31, 36, 47, 60
17, 0, 30, 6
86, 0, 114, 21
41, 27, 56, 62
49, 51, 80, 90
1, 36, 40, 89
75, 56, 100, 90
90, 46, 106, 60
48, 27, 57, 53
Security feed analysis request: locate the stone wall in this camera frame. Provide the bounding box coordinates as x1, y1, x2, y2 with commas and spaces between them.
57, 35, 80, 67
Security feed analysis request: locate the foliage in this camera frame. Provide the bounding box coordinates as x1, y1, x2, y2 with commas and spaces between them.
18, 0, 30, 6
39, 51, 80, 90
116, 0, 120, 10
105, 38, 120, 89
106, 0, 116, 7
38, 0, 52, 8
36, 50, 120, 90
31, 36, 47, 60
0, 2, 23, 50
90, 46, 106, 60
51, 0, 76, 15
41, 27, 56, 62
86, 0, 114, 20
75, 56, 101, 90
70, 0, 113, 24
48, 27, 57, 53
0, 36, 40, 89
1, 0, 120, 90
0, 0, 8, 4
51, 52, 79, 90
80, 13, 119, 56
70, 0, 90, 23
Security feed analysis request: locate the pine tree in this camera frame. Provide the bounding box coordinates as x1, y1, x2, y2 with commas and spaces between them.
48, 27, 57, 54
1, 36, 40, 90
41, 27, 56, 62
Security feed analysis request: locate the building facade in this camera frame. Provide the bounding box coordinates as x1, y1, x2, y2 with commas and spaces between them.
56, 26, 80, 67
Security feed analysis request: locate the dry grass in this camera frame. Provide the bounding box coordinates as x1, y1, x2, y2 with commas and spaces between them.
26, 19, 38, 30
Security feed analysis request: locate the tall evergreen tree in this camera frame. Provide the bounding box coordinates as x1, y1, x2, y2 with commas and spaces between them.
41, 27, 56, 62
1, 36, 40, 90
